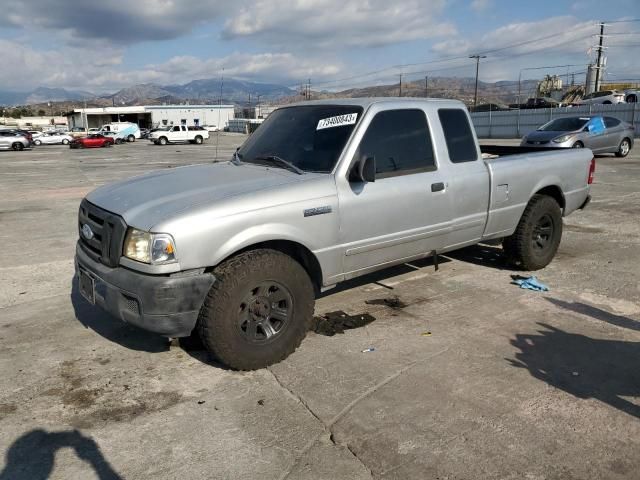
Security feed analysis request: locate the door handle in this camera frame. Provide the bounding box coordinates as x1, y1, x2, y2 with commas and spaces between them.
431, 182, 445, 192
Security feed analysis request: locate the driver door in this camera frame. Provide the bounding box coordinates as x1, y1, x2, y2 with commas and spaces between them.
336, 107, 452, 278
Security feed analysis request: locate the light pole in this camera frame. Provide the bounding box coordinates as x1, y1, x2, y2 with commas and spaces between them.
469, 55, 486, 108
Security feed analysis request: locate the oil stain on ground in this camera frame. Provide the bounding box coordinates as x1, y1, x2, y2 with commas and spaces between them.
312, 310, 376, 336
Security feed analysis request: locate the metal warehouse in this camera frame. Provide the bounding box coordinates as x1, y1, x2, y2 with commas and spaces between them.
67, 104, 235, 130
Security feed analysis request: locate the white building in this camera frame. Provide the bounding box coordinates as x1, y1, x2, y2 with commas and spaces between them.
67, 105, 235, 130
0, 116, 68, 130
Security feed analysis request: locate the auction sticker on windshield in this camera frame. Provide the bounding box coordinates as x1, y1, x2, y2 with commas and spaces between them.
317, 113, 358, 130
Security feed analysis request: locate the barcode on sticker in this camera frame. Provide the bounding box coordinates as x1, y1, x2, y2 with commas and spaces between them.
317, 113, 358, 130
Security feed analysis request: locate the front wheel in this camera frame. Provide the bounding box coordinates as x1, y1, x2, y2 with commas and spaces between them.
158, 137, 168, 146
197, 249, 315, 370
503, 194, 563, 271
572, 141, 584, 149
34, 139, 42, 146
615, 138, 631, 158
62, 139, 69, 145
12, 142, 24, 151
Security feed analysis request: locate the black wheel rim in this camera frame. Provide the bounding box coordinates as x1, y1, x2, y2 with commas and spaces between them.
532, 214, 554, 252
237, 281, 292, 344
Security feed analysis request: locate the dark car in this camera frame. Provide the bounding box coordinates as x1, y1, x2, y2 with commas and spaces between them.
523, 97, 561, 109
70, 134, 115, 149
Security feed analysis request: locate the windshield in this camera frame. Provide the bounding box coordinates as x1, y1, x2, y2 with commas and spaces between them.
538, 117, 590, 132
238, 105, 363, 173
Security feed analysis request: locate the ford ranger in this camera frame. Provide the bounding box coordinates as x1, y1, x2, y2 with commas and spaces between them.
75, 98, 593, 370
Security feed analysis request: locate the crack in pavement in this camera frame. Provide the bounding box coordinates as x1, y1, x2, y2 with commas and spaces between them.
272, 346, 450, 480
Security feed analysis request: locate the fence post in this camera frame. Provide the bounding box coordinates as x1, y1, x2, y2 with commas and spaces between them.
488, 106, 492, 139
516, 108, 520, 138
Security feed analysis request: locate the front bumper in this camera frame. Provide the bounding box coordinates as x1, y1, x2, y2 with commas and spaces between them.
75, 242, 215, 337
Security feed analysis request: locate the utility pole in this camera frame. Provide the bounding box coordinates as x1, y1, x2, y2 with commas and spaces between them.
425, 76, 428, 97
594, 21, 605, 92
307, 78, 311, 100
470, 55, 486, 108
399, 74, 403, 97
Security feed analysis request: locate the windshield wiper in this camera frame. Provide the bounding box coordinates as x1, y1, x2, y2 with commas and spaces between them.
253, 155, 304, 175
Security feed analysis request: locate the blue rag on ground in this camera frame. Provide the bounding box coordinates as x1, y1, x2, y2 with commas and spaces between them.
511, 276, 549, 292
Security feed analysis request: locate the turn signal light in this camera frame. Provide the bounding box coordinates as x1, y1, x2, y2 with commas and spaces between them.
588, 158, 595, 185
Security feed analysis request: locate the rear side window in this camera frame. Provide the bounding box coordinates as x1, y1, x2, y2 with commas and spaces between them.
604, 117, 620, 128
356, 109, 435, 179
438, 109, 478, 163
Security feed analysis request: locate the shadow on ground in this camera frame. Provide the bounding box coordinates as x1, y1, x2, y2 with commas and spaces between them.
444, 243, 514, 271
0, 429, 122, 480
546, 297, 640, 332
70, 277, 168, 353
508, 322, 640, 419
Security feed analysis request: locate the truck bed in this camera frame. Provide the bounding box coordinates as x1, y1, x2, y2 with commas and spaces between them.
480, 145, 564, 156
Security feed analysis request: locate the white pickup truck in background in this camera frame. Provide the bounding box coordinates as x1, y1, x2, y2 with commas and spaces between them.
149, 125, 210, 145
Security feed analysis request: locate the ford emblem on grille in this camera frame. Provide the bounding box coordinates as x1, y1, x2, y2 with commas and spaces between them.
81, 223, 94, 240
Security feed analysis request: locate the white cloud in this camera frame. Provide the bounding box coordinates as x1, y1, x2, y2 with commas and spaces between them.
223, 0, 457, 48
470, 0, 492, 12
0, 40, 342, 91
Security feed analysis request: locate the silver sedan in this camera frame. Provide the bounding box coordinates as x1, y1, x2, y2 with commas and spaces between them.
521, 116, 635, 157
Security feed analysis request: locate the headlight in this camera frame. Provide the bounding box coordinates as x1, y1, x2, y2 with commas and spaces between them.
123, 228, 177, 264
553, 134, 573, 143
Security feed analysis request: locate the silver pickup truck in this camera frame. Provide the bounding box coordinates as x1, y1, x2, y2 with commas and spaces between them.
75, 98, 593, 370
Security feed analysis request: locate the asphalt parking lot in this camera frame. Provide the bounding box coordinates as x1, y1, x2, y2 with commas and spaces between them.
1, 135, 639, 479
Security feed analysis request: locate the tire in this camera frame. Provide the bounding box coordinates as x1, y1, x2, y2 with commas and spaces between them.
34, 139, 42, 146
12, 142, 24, 151
197, 249, 315, 370
194, 135, 203, 145
158, 137, 168, 146
503, 194, 563, 271
603, 101, 612, 105
572, 141, 584, 149
62, 139, 69, 145
127, 134, 135, 142
615, 138, 631, 158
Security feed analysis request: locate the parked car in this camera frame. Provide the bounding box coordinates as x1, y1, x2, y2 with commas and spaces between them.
624, 89, 639, 103
76, 98, 593, 370
523, 97, 562, 109
28, 130, 44, 139
577, 90, 626, 105
148, 125, 209, 145
203, 124, 219, 132
0, 129, 33, 145
0, 130, 30, 151
521, 115, 634, 157
69, 127, 88, 138
139, 128, 150, 139
33, 131, 73, 145
88, 128, 100, 134
471, 102, 511, 112
69, 134, 115, 149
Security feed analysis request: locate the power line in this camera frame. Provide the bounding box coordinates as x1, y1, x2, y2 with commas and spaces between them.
307, 24, 598, 89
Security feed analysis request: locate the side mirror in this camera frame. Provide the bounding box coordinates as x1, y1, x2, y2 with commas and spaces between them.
350, 155, 376, 183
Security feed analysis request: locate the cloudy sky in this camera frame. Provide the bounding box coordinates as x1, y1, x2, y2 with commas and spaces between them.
0, 0, 638, 92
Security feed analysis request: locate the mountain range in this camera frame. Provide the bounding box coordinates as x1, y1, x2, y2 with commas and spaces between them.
0, 76, 541, 107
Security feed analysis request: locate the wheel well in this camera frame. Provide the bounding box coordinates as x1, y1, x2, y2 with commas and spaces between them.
535, 186, 565, 210
217, 240, 323, 294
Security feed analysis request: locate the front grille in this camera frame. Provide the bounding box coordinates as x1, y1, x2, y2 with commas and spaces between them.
78, 199, 128, 267
527, 140, 550, 145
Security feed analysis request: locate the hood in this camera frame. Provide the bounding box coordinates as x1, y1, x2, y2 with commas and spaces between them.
86, 162, 314, 230
525, 130, 577, 142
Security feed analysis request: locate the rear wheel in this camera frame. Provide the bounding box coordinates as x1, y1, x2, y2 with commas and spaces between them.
197, 249, 315, 370
127, 134, 135, 142
62, 139, 69, 145
603, 100, 612, 105
572, 141, 584, 149
503, 194, 563, 271
194, 135, 203, 145
12, 142, 24, 151
34, 139, 42, 146
615, 138, 631, 158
